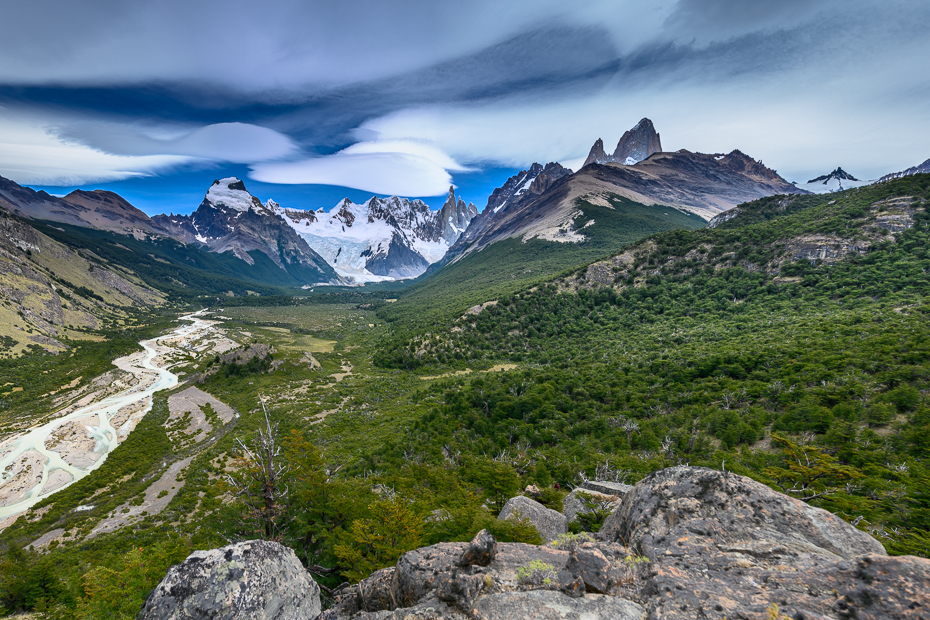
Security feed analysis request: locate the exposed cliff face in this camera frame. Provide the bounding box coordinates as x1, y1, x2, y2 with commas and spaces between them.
428, 162, 573, 273
439, 187, 480, 245
583, 138, 609, 167
612, 117, 662, 165
584, 118, 662, 167
0, 208, 162, 355
152, 178, 339, 284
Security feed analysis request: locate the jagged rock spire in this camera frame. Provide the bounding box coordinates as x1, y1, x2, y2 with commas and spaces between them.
439, 186, 478, 244
583, 118, 662, 167
613, 118, 662, 165
583, 138, 608, 167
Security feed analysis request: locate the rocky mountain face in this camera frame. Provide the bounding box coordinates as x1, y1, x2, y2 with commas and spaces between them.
583, 138, 609, 167
429, 162, 573, 272
0, 207, 162, 355
799, 167, 870, 193
436, 149, 803, 269
143, 466, 929, 620
439, 187, 480, 245
880, 157, 930, 182
0, 175, 169, 238
583, 118, 662, 166
152, 178, 339, 284
274, 187, 478, 282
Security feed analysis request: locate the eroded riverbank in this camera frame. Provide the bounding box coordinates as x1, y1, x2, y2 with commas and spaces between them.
0, 310, 235, 524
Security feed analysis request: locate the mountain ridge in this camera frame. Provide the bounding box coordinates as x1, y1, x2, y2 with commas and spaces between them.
274, 186, 478, 282
434, 148, 803, 272
152, 178, 339, 284
880, 157, 930, 182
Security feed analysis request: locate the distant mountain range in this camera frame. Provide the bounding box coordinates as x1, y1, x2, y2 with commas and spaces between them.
5, 116, 921, 298
879, 157, 930, 182
0, 174, 479, 285
152, 178, 338, 284
272, 186, 478, 282
433, 120, 805, 270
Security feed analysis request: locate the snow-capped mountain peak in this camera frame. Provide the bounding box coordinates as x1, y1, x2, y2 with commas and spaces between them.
807, 168, 860, 185
204, 177, 264, 213
878, 157, 930, 182
801, 167, 867, 192
150, 178, 338, 284
275, 189, 478, 283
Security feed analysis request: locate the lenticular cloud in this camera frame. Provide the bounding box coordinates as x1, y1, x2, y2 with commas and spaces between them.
250, 151, 454, 197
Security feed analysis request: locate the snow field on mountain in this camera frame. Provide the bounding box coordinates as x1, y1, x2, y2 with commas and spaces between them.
204, 178, 258, 212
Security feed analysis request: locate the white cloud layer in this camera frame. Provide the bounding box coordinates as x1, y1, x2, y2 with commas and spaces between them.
0, 110, 300, 185
0, 0, 927, 192
54, 121, 296, 163
0, 114, 189, 185
250, 150, 453, 197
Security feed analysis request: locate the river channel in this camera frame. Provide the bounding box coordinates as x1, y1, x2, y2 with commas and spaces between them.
0, 310, 218, 520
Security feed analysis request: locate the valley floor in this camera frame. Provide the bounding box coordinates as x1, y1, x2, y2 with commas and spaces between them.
1, 177, 929, 618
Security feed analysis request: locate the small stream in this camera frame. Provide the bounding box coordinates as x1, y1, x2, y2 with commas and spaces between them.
0, 311, 211, 519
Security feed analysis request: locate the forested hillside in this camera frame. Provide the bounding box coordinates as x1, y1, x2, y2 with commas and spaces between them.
380, 195, 704, 332
373, 175, 930, 555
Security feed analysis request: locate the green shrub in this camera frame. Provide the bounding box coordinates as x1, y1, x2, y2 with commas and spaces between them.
333, 496, 423, 583
516, 560, 556, 587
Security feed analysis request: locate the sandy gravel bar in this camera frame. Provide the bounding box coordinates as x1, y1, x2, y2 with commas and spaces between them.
88, 455, 194, 539
40, 469, 74, 496
0, 450, 47, 507
44, 414, 104, 469
167, 386, 236, 442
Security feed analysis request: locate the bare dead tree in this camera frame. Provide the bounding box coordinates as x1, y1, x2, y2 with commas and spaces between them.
226, 395, 290, 541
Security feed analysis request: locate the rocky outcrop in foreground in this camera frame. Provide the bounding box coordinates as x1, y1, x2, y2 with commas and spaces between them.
138, 540, 321, 620
327, 466, 928, 620
142, 467, 930, 620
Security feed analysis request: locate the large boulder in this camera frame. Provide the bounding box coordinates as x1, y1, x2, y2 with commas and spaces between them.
600, 466, 930, 619
138, 540, 321, 620
498, 495, 567, 543
600, 465, 884, 559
